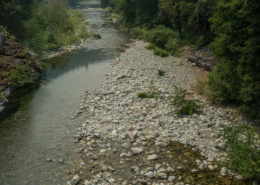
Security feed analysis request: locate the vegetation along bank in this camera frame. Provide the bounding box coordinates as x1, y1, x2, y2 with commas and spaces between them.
96, 0, 260, 183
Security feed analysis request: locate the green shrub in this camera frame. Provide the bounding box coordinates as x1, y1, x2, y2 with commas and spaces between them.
138, 92, 148, 98
79, 25, 91, 40
93, 33, 101, 39
220, 122, 260, 180
158, 69, 165, 76
154, 48, 168, 57
165, 37, 180, 55
171, 85, 202, 115
131, 27, 147, 39
8, 64, 34, 87
145, 43, 156, 50
138, 92, 159, 99
147, 25, 178, 48
173, 47, 184, 57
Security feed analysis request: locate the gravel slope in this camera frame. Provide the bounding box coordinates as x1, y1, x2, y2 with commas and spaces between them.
68, 41, 245, 185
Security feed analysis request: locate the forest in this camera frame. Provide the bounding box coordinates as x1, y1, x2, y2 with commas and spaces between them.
0, 0, 91, 53
101, 0, 260, 120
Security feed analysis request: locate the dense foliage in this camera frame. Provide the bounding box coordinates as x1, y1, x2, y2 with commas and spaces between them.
220, 122, 260, 180
0, 0, 91, 53
208, 0, 260, 119
102, 0, 260, 120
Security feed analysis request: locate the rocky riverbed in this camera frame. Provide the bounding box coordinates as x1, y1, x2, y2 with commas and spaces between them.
68, 40, 249, 185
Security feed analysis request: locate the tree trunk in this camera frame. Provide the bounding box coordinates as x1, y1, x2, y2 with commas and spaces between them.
203, 9, 207, 45
177, 12, 183, 40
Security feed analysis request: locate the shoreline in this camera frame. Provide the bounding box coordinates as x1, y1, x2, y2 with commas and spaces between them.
69, 40, 247, 184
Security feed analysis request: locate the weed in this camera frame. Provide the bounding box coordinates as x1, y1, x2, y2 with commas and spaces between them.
154, 48, 168, 57
173, 47, 183, 57
138, 92, 148, 98
196, 79, 208, 95
0, 93, 7, 100
158, 69, 166, 76
171, 85, 202, 115
220, 122, 260, 181
138, 92, 159, 99
93, 33, 101, 39
145, 43, 156, 50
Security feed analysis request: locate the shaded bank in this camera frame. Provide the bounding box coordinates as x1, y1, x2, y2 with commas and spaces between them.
0, 33, 42, 112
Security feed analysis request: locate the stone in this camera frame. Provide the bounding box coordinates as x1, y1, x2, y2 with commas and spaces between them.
109, 178, 116, 183
71, 175, 80, 185
102, 172, 112, 180
220, 167, 227, 174
191, 169, 199, 173
208, 165, 214, 171
167, 166, 175, 172
46, 158, 52, 162
144, 171, 155, 179
100, 149, 107, 153
139, 179, 147, 185
168, 176, 175, 182
147, 154, 158, 161
84, 180, 92, 185
122, 143, 130, 148
131, 147, 143, 155
155, 164, 161, 170
156, 172, 168, 179
157, 169, 168, 174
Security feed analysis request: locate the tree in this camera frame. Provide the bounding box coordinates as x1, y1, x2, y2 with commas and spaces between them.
159, 0, 197, 39
208, 0, 260, 118
190, 0, 214, 45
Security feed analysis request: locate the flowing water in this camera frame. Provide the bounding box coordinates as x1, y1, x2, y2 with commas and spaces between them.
0, 1, 131, 184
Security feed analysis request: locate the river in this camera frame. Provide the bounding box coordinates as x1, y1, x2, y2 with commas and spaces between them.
0, 1, 130, 184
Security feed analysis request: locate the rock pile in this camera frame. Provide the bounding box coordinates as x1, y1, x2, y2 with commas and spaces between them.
69, 41, 247, 185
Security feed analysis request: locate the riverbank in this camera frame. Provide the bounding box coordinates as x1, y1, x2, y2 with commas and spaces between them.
0, 34, 42, 112
69, 40, 247, 185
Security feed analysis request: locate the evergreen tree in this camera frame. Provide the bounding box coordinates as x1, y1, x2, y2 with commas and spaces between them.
208, 0, 260, 118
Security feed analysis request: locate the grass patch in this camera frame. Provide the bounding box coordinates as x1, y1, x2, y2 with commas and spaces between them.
138, 92, 159, 99
93, 33, 101, 39
158, 69, 166, 76
154, 48, 168, 57
171, 85, 202, 115
145, 43, 156, 50
196, 79, 208, 95
220, 122, 260, 181
173, 47, 184, 57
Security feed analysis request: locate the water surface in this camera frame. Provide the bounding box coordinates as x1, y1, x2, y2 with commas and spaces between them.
0, 1, 130, 184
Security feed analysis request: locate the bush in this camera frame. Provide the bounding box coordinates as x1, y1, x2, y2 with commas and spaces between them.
165, 37, 180, 55
145, 43, 156, 50
208, 0, 260, 119
154, 48, 168, 57
147, 25, 178, 48
171, 85, 202, 115
220, 122, 260, 180
130, 27, 148, 39
8, 64, 34, 87
158, 69, 165, 76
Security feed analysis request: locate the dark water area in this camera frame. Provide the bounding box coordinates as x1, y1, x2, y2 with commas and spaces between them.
0, 1, 131, 184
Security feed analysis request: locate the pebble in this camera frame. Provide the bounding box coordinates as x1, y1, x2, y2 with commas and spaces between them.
70, 40, 247, 184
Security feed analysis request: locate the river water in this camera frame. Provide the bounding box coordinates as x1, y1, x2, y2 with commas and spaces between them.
0, 1, 130, 185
